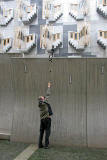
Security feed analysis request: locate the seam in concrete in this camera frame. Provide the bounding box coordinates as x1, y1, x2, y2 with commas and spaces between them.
14, 144, 38, 160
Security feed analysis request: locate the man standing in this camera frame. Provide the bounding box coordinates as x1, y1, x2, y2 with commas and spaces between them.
38, 82, 53, 149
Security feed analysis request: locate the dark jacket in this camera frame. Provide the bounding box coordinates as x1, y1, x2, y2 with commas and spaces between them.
44, 102, 53, 116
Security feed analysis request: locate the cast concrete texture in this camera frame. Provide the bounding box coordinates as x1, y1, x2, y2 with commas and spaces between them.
0, 58, 107, 147
0, 61, 15, 136
11, 58, 87, 146
14, 144, 38, 160
87, 59, 107, 148
29, 145, 107, 160
0, 140, 29, 160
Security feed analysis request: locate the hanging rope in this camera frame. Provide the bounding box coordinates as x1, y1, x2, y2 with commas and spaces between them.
46, 47, 54, 100
48, 46, 54, 73
49, 46, 54, 63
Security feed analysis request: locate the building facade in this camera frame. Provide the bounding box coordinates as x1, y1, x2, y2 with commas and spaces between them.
0, 0, 107, 57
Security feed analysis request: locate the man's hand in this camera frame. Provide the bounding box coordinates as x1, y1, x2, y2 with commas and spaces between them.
48, 82, 51, 88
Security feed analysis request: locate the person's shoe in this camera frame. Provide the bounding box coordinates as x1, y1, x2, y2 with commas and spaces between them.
44, 146, 49, 149
39, 145, 44, 148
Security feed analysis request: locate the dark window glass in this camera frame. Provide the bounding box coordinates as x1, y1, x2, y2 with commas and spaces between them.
79, 33, 81, 39
75, 33, 77, 40
4, 40, 6, 46
31, 35, 33, 40
27, 37, 29, 42
71, 33, 73, 38
86, 29, 88, 35
104, 32, 107, 38
100, 32, 102, 37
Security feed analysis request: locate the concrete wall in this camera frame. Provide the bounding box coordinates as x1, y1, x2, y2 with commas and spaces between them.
10, 58, 87, 146
0, 58, 107, 147
87, 59, 107, 148
0, 58, 15, 135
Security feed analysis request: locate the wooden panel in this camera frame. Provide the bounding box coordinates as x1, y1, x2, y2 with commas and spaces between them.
87, 59, 107, 148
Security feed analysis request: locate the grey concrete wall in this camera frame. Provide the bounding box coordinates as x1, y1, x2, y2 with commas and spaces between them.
0, 59, 15, 135
0, 58, 107, 147
87, 59, 107, 148
11, 58, 87, 146
11, 59, 50, 143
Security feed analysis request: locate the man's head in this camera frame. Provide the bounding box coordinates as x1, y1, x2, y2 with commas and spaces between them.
38, 96, 45, 102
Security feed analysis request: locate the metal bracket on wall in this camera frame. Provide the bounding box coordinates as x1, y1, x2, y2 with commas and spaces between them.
101, 65, 104, 75
24, 64, 28, 73
69, 75, 72, 84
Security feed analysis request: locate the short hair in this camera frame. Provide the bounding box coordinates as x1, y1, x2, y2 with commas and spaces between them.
38, 96, 45, 101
